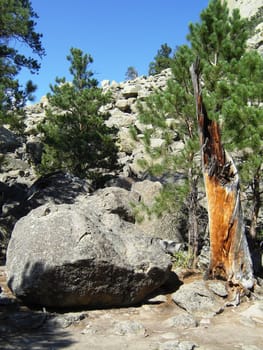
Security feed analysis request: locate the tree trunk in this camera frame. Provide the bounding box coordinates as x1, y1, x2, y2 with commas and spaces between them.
249, 167, 261, 240
187, 169, 199, 269
190, 59, 254, 289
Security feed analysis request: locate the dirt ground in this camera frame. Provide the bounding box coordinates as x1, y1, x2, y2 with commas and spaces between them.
1, 266, 263, 350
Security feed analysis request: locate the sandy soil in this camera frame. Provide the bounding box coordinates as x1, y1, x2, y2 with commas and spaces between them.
1, 266, 263, 350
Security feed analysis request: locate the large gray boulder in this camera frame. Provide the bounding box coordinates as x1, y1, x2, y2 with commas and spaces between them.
6, 187, 172, 308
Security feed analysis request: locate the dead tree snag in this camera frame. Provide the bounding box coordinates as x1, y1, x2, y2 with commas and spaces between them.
190, 59, 254, 289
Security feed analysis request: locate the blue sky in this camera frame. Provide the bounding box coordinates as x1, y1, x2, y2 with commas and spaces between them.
19, 0, 209, 102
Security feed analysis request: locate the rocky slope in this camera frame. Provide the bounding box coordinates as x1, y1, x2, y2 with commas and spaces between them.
226, 0, 262, 17
226, 0, 263, 55
23, 68, 174, 180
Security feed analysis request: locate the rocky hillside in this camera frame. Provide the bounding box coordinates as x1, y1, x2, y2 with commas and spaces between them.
1, 68, 191, 260
226, 0, 263, 55
6, 68, 174, 190
226, 0, 262, 17
0, 0, 262, 260
2, 0, 262, 189
36, 69, 174, 180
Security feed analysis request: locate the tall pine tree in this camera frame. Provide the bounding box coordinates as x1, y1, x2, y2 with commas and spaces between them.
188, 1, 263, 240
135, 0, 263, 264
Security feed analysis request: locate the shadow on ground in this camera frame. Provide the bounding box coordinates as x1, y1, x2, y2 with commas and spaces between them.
0, 300, 76, 350
1, 260, 77, 350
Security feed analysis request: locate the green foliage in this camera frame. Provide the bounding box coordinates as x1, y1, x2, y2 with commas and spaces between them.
191, 1, 263, 238
38, 48, 119, 183
188, 2, 263, 196
0, 0, 45, 123
188, 1, 249, 66
125, 66, 138, 81
130, 200, 151, 224
148, 43, 173, 75
137, 43, 200, 214
219, 51, 263, 201
172, 250, 192, 269
149, 181, 190, 217
137, 0, 263, 243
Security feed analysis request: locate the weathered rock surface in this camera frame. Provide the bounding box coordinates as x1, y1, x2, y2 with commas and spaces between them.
163, 313, 197, 329
172, 280, 225, 316
6, 187, 172, 308
226, 0, 262, 18
0, 171, 90, 259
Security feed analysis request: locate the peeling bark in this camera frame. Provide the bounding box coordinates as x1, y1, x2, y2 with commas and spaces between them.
190, 59, 254, 289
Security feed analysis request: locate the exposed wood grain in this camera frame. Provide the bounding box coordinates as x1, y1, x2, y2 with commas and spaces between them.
190, 60, 254, 289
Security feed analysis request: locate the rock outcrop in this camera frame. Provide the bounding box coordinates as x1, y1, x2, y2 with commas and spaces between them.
226, 0, 263, 55
226, 0, 262, 18
6, 187, 172, 308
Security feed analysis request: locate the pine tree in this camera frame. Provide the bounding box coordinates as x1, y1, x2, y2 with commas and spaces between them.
148, 43, 173, 75
125, 66, 138, 81
188, 0, 262, 239
136, 0, 263, 264
39, 48, 119, 185
190, 58, 254, 288
0, 0, 45, 126
219, 51, 263, 239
